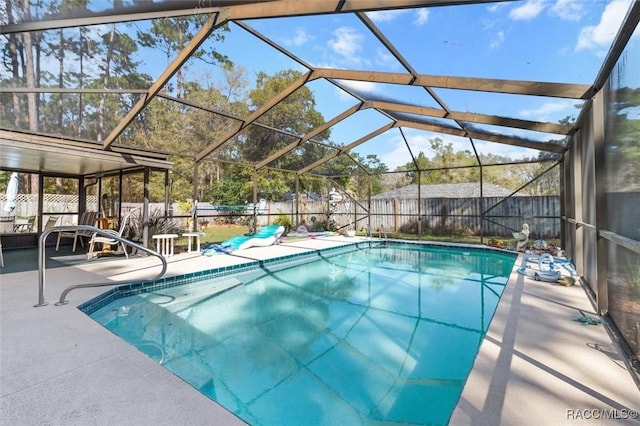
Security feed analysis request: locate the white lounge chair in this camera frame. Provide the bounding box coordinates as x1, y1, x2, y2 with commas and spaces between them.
220, 225, 284, 251
55, 211, 98, 252
87, 210, 136, 259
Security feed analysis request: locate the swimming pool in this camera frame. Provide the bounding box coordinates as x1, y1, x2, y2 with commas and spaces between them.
83, 242, 516, 425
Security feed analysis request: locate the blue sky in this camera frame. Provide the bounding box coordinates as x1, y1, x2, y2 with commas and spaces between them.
193, 0, 637, 169
64, 1, 640, 169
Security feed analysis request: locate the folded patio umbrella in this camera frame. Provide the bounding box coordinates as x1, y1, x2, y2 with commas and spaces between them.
4, 172, 18, 213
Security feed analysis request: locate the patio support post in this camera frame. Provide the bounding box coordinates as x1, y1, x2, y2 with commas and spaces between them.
253, 170, 258, 230
295, 176, 300, 226
572, 119, 584, 278
593, 91, 608, 315
118, 170, 123, 220
417, 171, 422, 240
164, 169, 170, 218
97, 174, 103, 219
327, 184, 331, 231
143, 167, 150, 247
78, 175, 86, 216
368, 177, 372, 237
559, 154, 566, 253
37, 174, 44, 232
479, 164, 484, 244
192, 161, 198, 232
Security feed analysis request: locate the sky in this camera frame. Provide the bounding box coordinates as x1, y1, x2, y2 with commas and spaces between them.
11, 0, 639, 171
191, 0, 639, 170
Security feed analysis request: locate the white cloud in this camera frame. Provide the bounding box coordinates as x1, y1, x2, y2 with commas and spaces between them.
487, 3, 509, 13
576, 0, 633, 52
375, 47, 396, 67
366, 9, 409, 23
335, 86, 363, 102
283, 28, 313, 47
518, 99, 578, 122
328, 27, 364, 59
338, 80, 380, 95
414, 9, 430, 26
378, 132, 426, 170
490, 30, 505, 49
509, 0, 547, 21
549, 0, 583, 21
378, 128, 551, 169
379, 130, 475, 170
366, 8, 428, 27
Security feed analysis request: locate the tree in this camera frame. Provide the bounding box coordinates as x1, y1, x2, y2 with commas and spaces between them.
242, 70, 330, 169
137, 16, 230, 98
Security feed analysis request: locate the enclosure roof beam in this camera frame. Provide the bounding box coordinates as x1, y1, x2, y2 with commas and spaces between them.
0, 3, 226, 33
0, 88, 148, 95
312, 68, 591, 99
195, 71, 313, 162
102, 13, 223, 150
297, 122, 395, 175
396, 120, 566, 154
254, 103, 364, 170
225, 0, 513, 20
365, 101, 572, 135
1, 0, 515, 34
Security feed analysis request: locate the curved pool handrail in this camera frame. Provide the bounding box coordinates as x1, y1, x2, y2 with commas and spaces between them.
36, 225, 167, 307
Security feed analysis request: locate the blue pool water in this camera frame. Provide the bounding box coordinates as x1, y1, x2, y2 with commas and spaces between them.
86, 243, 516, 425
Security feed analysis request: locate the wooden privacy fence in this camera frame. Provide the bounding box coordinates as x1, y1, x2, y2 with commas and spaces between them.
268, 196, 561, 239
2, 193, 561, 239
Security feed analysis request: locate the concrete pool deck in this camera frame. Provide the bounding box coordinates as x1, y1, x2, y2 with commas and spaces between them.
1, 236, 638, 425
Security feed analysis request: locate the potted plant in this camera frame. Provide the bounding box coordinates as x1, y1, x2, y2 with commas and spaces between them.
124, 209, 181, 245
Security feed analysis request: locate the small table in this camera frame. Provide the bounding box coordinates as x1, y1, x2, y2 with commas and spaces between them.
182, 232, 204, 253
152, 233, 178, 257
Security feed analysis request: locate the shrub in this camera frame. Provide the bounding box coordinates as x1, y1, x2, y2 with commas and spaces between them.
273, 214, 293, 233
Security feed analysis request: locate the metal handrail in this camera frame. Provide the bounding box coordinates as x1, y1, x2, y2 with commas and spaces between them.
35, 225, 167, 307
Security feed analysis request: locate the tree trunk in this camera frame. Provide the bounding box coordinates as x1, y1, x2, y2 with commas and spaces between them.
98, 24, 116, 142
20, 0, 40, 193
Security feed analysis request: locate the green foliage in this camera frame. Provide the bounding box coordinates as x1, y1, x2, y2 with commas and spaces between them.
125, 209, 182, 242
242, 70, 330, 170
205, 166, 252, 205
273, 214, 293, 233
397, 137, 561, 194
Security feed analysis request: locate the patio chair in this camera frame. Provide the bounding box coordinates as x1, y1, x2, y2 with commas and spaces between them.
44, 216, 60, 230
87, 210, 136, 259
13, 216, 35, 232
55, 211, 98, 252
